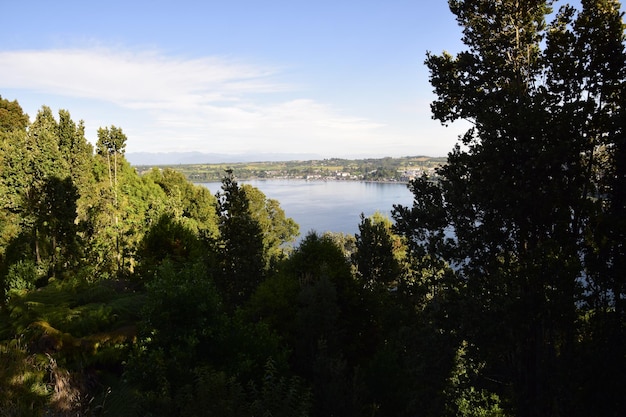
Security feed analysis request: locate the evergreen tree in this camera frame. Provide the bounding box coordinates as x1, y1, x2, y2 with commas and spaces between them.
56, 110, 94, 193
1, 107, 72, 275
34, 176, 80, 275
215, 170, 265, 308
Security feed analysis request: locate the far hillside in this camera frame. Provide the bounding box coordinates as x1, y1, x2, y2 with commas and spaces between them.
134, 156, 447, 182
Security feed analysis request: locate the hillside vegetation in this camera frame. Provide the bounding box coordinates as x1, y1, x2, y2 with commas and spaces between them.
135, 156, 446, 182
1, 1, 625, 416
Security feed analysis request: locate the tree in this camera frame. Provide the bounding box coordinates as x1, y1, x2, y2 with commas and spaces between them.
1, 107, 71, 276
241, 184, 299, 268
214, 170, 265, 308
394, 1, 625, 416
0, 129, 30, 258
128, 261, 226, 414
0, 95, 29, 133
95, 126, 129, 273
545, 2, 626, 414
34, 176, 80, 274
285, 232, 361, 417
353, 212, 404, 290
144, 168, 220, 238
136, 213, 204, 280
96, 125, 127, 207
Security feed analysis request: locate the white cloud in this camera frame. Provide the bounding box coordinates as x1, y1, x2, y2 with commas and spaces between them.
0, 48, 284, 106
0, 47, 455, 157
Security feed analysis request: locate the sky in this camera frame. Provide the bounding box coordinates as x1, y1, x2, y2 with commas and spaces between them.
1, 0, 471, 158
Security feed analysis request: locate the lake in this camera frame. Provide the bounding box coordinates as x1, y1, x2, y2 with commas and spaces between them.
201, 179, 415, 237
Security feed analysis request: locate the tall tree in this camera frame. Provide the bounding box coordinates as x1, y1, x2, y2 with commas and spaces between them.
1, 105, 92, 281
54, 110, 95, 228
34, 176, 80, 274
545, 1, 626, 414
285, 232, 362, 417
0, 98, 30, 269
214, 170, 265, 308
10, 107, 67, 268
394, 1, 625, 416
96, 125, 127, 207
95, 126, 128, 272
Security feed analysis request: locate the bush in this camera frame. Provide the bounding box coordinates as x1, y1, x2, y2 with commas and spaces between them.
4, 260, 38, 302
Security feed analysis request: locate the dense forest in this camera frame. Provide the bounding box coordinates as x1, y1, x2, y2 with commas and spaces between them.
1, 0, 625, 416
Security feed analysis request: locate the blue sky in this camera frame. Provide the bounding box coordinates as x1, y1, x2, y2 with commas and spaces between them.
1, 1, 470, 158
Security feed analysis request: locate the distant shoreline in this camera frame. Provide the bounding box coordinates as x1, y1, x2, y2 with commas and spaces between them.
134, 155, 445, 184
199, 177, 411, 185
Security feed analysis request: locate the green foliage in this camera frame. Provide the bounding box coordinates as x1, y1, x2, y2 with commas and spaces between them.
392, 1, 626, 416
3, 259, 38, 302
143, 167, 220, 237
34, 176, 81, 273
322, 231, 357, 260
128, 261, 225, 411
2, 99, 317, 415
0, 338, 49, 416
287, 232, 354, 288
2, 21, 624, 413
136, 213, 204, 280
362, 166, 397, 181
139, 155, 444, 182
171, 360, 312, 417
96, 125, 127, 157
297, 279, 353, 416
283, 232, 367, 416
248, 359, 312, 417
135, 261, 221, 362
129, 260, 299, 416
5, 279, 142, 338
0, 274, 143, 414
445, 342, 509, 417
0, 129, 30, 217
245, 269, 301, 339
56, 110, 95, 221
0, 107, 92, 284
353, 212, 404, 289
0, 95, 29, 133
174, 367, 249, 417
241, 184, 299, 267
214, 171, 266, 308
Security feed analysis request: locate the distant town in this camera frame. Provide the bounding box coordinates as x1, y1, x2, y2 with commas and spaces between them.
134, 155, 446, 183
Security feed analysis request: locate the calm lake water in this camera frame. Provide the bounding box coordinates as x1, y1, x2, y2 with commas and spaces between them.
201, 180, 415, 237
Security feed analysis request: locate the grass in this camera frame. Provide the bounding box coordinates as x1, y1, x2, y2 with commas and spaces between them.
0, 338, 50, 416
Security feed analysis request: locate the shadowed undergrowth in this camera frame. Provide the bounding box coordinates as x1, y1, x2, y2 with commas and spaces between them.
0, 278, 143, 416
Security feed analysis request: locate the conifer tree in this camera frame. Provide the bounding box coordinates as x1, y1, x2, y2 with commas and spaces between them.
215, 170, 265, 308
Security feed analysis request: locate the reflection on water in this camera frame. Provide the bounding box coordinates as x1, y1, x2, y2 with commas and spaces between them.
201, 179, 414, 237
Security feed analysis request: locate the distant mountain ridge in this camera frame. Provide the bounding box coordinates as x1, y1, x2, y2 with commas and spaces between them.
127, 151, 323, 165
